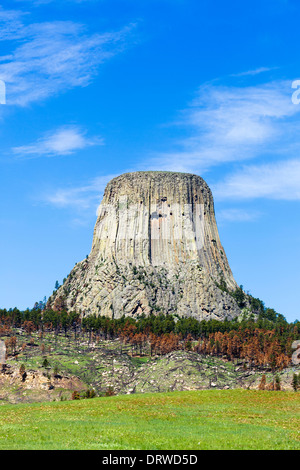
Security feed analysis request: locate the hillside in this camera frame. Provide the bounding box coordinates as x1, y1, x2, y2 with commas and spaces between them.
1, 304, 299, 404
1, 329, 299, 404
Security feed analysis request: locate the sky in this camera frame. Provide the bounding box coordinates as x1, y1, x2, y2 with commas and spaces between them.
0, 0, 299, 322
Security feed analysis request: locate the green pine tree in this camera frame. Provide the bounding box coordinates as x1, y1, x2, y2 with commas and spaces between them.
292, 373, 298, 392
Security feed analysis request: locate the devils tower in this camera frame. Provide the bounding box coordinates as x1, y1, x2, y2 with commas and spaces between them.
48, 171, 242, 320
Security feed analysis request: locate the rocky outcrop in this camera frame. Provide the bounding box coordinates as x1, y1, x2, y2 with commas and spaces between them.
48, 171, 241, 320
0, 365, 87, 404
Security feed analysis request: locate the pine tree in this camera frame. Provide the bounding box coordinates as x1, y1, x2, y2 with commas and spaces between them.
292, 373, 298, 392
275, 374, 281, 391
19, 364, 26, 376
42, 357, 49, 368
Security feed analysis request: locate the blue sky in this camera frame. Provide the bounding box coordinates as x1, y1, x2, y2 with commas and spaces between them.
0, 0, 300, 321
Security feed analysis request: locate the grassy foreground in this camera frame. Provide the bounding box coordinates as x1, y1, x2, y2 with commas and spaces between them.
0, 389, 299, 450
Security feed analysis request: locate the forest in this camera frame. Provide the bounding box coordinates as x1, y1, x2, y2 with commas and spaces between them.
1, 295, 299, 371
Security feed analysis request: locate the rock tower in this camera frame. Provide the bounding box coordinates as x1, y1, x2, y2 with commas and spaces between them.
48, 171, 241, 320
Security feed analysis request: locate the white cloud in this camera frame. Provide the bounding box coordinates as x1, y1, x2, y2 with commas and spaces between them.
0, 7, 135, 105
0, 6, 26, 41
213, 159, 300, 201
12, 126, 103, 157
217, 208, 261, 222
230, 67, 278, 77
145, 79, 300, 207
44, 174, 117, 211
150, 80, 300, 173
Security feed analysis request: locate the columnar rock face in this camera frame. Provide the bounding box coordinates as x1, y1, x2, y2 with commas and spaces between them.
49, 171, 241, 320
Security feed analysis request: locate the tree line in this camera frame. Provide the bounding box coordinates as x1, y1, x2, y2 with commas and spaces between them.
0, 304, 299, 370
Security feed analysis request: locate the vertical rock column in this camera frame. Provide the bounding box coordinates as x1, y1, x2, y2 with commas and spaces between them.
49, 171, 240, 320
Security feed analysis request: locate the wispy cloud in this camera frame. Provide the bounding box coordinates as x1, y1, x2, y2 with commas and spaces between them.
213, 159, 300, 201
44, 174, 117, 212
230, 67, 278, 77
0, 6, 26, 41
217, 208, 262, 223
12, 126, 103, 158
150, 80, 300, 173
0, 6, 135, 105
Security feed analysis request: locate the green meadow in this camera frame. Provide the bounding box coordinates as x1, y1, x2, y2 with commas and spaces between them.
0, 389, 299, 450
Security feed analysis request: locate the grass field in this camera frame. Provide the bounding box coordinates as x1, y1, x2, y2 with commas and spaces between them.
0, 389, 299, 450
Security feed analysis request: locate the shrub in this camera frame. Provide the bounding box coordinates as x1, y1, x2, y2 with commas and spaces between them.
105, 387, 115, 397
71, 391, 80, 400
